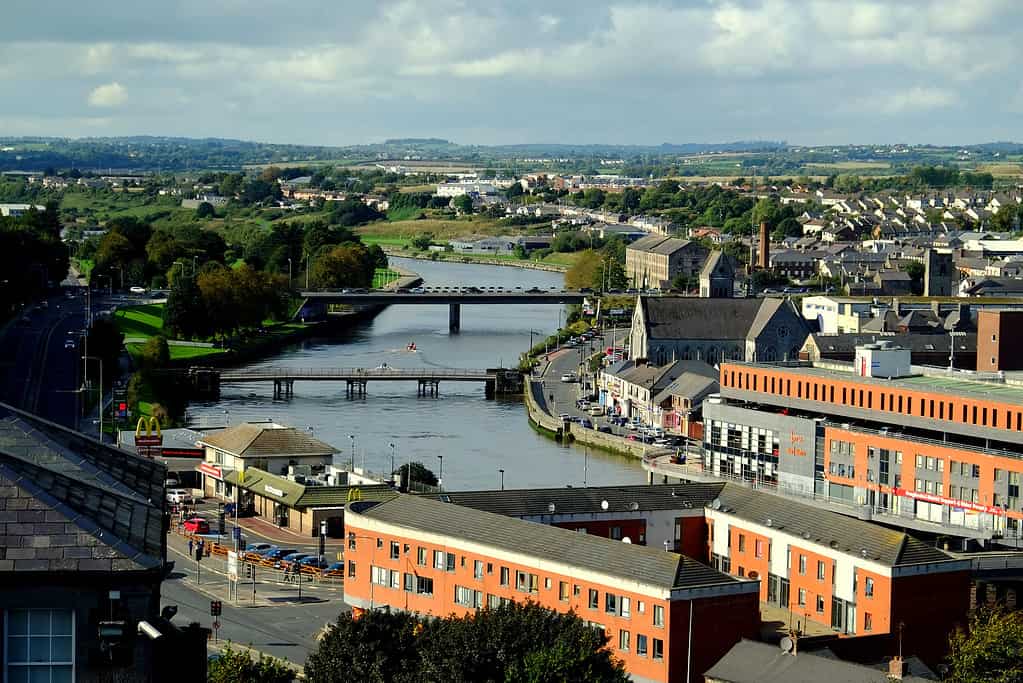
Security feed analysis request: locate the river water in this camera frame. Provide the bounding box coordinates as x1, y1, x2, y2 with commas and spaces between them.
186, 257, 645, 490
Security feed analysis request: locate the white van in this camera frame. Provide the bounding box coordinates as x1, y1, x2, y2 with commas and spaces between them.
166, 489, 193, 505
587, 405, 605, 416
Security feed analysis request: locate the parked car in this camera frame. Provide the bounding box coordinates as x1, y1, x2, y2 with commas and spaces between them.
298, 556, 329, 569
129, 286, 147, 295
560, 374, 576, 383
579, 419, 593, 429
245, 543, 273, 553
597, 425, 613, 434
252, 545, 279, 556
282, 552, 312, 564
264, 548, 299, 561
587, 406, 604, 416
325, 561, 345, 573
183, 518, 209, 534
166, 489, 193, 505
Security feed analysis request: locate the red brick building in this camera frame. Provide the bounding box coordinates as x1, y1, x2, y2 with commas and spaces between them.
343, 494, 760, 683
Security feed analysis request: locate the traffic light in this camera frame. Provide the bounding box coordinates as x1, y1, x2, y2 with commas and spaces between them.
245, 564, 253, 579
217, 512, 225, 535
210, 600, 222, 617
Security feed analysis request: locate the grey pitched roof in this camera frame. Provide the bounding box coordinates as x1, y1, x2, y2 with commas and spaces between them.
198, 422, 337, 458
715, 483, 955, 567
428, 483, 727, 517
705, 639, 937, 683
651, 368, 720, 405
358, 493, 744, 591
640, 296, 765, 340
627, 235, 695, 256
807, 332, 975, 356
0, 404, 166, 572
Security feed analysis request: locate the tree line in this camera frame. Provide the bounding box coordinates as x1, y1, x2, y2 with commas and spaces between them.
0, 203, 68, 320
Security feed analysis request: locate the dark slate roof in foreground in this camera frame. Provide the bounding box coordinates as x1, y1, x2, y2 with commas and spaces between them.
716, 483, 955, 567
428, 483, 726, 518
705, 639, 937, 683
0, 404, 166, 573
641, 296, 765, 340
357, 494, 746, 592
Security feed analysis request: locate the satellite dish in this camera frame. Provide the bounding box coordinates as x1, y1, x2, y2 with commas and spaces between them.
779, 636, 794, 654
548, 503, 556, 513
628, 502, 639, 511
622, 536, 632, 544
601, 500, 609, 510
711, 498, 722, 510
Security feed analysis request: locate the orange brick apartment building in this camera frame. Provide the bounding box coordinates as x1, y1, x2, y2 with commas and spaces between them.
343, 494, 760, 683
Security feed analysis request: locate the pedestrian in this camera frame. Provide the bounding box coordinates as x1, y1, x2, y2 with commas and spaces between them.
188, 538, 193, 556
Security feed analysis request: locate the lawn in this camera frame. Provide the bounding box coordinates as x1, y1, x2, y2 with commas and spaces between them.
124, 342, 227, 362
357, 216, 512, 242
113, 304, 165, 339
74, 258, 95, 279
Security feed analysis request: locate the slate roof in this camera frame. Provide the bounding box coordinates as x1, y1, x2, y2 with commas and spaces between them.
0, 404, 166, 573
627, 235, 695, 256
224, 467, 397, 508
705, 639, 937, 683
640, 296, 765, 340
198, 422, 337, 458
806, 332, 975, 357
428, 483, 727, 517
651, 368, 720, 405
358, 494, 746, 592
715, 484, 955, 567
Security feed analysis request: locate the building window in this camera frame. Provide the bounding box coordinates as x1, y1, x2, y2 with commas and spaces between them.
605, 593, 618, 615
755, 540, 765, 559
865, 577, 874, 597
404, 573, 414, 592
621, 597, 631, 619
434, 550, 445, 570
653, 638, 664, 660
390, 541, 400, 560
738, 534, 746, 552
818, 561, 826, 581
589, 589, 599, 610
799, 555, 807, 575
798, 588, 807, 607
500, 567, 510, 587
4, 609, 74, 682
417, 547, 427, 566
636, 633, 648, 657
348, 533, 357, 551
559, 581, 569, 601
619, 630, 630, 651
446, 553, 456, 572
653, 604, 664, 628
348, 561, 356, 578
611, 526, 622, 540
817, 595, 825, 613
454, 585, 483, 608
376, 538, 383, 549
416, 576, 434, 596
864, 612, 873, 632
473, 560, 484, 580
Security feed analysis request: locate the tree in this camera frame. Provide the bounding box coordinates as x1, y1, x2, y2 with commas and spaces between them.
163, 274, 209, 339
138, 335, 170, 370
905, 261, 925, 295
310, 244, 375, 289
395, 461, 438, 490
195, 201, 215, 218
946, 607, 1023, 683
453, 194, 473, 215
209, 643, 295, 683
409, 233, 434, 251
564, 250, 602, 290
85, 319, 124, 386
305, 602, 628, 683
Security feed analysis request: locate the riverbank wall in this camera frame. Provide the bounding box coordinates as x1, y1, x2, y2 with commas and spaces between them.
524, 378, 671, 459
384, 247, 568, 273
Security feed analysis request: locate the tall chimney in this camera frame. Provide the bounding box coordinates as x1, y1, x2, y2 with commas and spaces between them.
758, 221, 770, 269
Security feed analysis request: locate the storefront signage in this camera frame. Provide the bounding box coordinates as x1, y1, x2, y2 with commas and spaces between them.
198, 463, 222, 479
894, 487, 1001, 515
264, 485, 285, 498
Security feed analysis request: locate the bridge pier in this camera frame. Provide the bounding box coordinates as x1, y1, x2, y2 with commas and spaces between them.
449, 303, 460, 333
346, 380, 367, 399
417, 380, 439, 397
272, 379, 296, 400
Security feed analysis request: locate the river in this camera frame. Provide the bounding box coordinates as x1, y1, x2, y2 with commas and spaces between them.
186, 257, 646, 491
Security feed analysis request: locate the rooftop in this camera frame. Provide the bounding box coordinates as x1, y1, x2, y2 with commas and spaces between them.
223, 467, 397, 508
728, 360, 1023, 408
198, 422, 337, 458
0, 404, 166, 573
639, 296, 767, 340
354, 493, 747, 593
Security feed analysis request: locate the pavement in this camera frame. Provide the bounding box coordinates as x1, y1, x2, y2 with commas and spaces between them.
161, 529, 348, 667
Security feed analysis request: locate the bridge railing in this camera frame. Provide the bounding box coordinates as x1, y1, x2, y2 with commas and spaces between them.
219, 367, 494, 380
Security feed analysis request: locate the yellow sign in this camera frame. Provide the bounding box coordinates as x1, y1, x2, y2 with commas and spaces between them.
346, 488, 363, 502
135, 416, 161, 437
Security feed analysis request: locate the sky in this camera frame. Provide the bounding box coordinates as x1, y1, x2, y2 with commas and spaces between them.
2, 0, 1021, 146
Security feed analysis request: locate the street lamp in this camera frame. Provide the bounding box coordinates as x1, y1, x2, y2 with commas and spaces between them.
192, 255, 198, 275
499, 468, 505, 491
348, 434, 356, 471
82, 355, 103, 442
437, 455, 443, 490
287, 258, 293, 289
389, 442, 396, 481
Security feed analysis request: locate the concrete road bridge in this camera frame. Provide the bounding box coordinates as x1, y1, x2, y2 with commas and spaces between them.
296, 290, 587, 332
201, 366, 524, 399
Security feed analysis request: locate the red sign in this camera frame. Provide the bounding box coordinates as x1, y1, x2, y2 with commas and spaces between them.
135, 436, 162, 447
198, 463, 223, 479
893, 488, 1001, 515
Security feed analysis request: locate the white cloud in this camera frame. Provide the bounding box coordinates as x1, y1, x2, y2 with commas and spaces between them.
87, 81, 127, 107
875, 87, 959, 114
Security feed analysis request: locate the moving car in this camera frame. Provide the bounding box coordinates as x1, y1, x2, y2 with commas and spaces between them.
325, 561, 345, 573
282, 552, 312, 564
129, 286, 147, 295
166, 489, 193, 505
560, 374, 576, 383
183, 518, 209, 534
264, 548, 299, 561
298, 556, 329, 569
245, 543, 273, 553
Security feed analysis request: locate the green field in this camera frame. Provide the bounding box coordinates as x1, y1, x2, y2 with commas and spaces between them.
114, 304, 165, 338
124, 342, 227, 361
74, 258, 95, 279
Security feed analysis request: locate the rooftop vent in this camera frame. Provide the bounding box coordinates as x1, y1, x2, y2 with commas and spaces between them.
766, 518, 773, 527
628, 502, 639, 511
601, 500, 609, 511
548, 503, 556, 513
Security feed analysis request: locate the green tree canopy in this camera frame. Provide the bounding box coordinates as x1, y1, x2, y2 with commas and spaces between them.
209, 644, 295, 683
395, 461, 439, 490
305, 602, 628, 683
947, 607, 1023, 683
